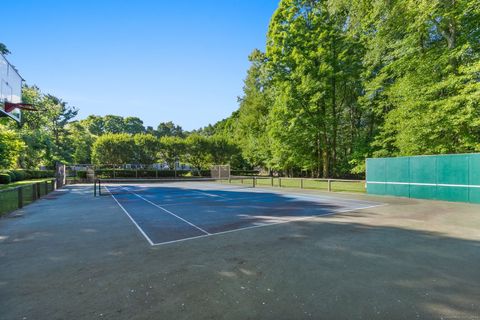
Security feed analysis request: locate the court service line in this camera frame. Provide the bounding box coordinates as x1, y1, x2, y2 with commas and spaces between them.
106, 187, 155, 246
128, 191, 211, 235
191, 190, 228, 199
151, 203, 386, 246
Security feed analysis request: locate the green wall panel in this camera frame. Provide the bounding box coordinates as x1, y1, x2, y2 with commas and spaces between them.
410, 156, 436, 184
367, 183, 386, 195
436, 155, 469, 185
367, 153, 480, 204
409, 185, 437, 200
366, 158, 386, 182
469, 154, 480, 203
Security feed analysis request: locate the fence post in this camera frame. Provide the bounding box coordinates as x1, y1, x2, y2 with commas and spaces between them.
94, 179, 97, 197
271, 177, 274, 187
135, 168, 138, 178
300, 178, 303, 189
328, 179, 332, 192
45, 181, 49, 194
18, 187, 23, 209
113, 167, 116, 179
32, 183, 37, 201
253, 177, 256, 188
53, 179, 57, 190
37, 183, 41, 198
155, 169, 158, 178
279, 178, 282, 188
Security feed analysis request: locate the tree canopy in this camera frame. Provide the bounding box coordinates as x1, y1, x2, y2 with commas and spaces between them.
1, 0, 479, 177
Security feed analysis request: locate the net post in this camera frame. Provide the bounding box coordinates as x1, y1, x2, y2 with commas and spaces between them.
17, 187, 23, 209
328, 179, 332, 192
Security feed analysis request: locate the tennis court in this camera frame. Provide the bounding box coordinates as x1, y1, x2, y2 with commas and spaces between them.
96, 179, 383, 245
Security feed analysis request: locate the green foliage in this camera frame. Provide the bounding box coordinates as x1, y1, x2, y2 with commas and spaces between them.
0, 43, 10, 55
0, 173, 11, 184
92, 133, 135, 164
133, 134, 160, 164
4, 2, 479, 177
157, 121, 184, 137
182, 134, 212, 170
159, 136, 185, 169
18, 86, 78, 168
0, 126, 25, 169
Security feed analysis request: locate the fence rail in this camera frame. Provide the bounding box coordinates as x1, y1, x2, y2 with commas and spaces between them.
228, 176, 366, 193
0, 179, 57, 216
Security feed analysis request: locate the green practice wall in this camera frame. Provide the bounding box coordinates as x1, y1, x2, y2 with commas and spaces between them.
366, 154, 480, 203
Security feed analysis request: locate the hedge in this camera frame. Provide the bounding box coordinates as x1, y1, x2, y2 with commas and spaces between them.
0, 173, 11, 184
0, 169, 55, 184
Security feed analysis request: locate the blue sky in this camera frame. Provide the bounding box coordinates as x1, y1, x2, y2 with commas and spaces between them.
3, 0, 279, 130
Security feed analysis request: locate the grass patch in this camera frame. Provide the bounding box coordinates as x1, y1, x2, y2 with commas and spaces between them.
0, 178, 54, 191
225, 177, 365, 193
0, 179, 55, 216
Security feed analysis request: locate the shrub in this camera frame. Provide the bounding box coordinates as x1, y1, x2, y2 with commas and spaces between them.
12, 170, 26, 181
0, 173, 11, 184
25, 170, 55, 179
4, 170, 16, 182
76, 171, 87, 179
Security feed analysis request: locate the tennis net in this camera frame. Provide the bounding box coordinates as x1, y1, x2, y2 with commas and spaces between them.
94, 177, 256, 196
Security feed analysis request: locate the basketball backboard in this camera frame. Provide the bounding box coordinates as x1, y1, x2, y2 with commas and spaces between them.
0, 54, 22, 122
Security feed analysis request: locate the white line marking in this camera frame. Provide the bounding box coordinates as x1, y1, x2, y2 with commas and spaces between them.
128, 191, 211, 235
106, 187, 155, 246
367, 181, 480, 188
192, 190, 227, 199
151, 203, 386, 246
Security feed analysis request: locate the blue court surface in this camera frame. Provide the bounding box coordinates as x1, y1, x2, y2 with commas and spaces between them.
103, 181, 383, 245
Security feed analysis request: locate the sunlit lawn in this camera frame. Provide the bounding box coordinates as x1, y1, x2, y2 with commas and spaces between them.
226, 177, 365, 193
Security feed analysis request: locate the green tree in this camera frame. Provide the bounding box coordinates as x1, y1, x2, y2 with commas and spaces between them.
159, 136, 185, 169
266, 0, 364, 177
19, 86, 77, 167
133, 134, 159, 164
103, 115, 126, 134
82, 115, 105, 136
157, 121, 184, 137
68, 121, 94, 164
0, 125, 25, 169
91, 133, 135, 164
124, 117, 145, 135
0, 43, 10, 55
183, 134, 212, 170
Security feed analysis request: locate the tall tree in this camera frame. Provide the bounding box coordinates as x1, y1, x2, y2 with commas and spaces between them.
157, 121, 184, 137
124, 117, 145, 135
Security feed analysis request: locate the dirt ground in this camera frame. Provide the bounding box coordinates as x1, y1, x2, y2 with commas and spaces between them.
1, 185, 479, 320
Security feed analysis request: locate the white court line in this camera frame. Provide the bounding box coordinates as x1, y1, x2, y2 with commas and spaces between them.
151, 203, 386, 246
106, 187, 155, 246
367, 181, 480, 188
128, 191, 211, 235
191, 190, 228, 199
